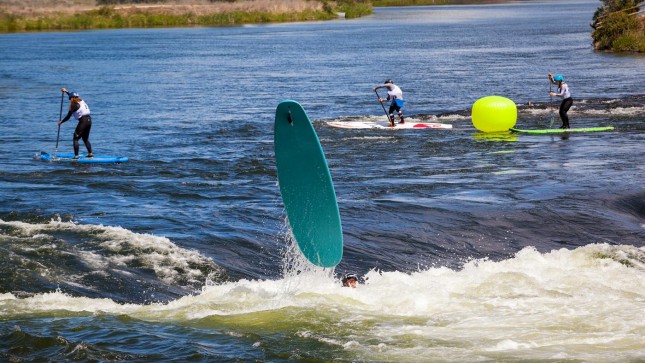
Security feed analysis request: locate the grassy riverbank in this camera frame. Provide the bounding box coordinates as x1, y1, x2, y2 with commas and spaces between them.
370, 0, 508, 6
0, 0, 544, 33
0, 0, 372, 33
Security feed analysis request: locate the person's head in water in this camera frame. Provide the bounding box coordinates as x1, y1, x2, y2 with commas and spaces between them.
342, 273, 358, 288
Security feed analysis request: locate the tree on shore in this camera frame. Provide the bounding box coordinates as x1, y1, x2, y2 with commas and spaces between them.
591, 0, 645, 52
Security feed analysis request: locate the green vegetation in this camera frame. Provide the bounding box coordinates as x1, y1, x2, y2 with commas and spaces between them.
591, 0, 645, 52
371, 0, 503, 6
335, 0, 372, 18
0, 8, 328, 32
0, 0, 372, 33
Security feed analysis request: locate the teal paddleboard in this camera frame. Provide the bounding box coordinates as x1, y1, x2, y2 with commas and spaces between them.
40, 151, 128, 164
274, 100, 343, 268
510, 126, 614, 134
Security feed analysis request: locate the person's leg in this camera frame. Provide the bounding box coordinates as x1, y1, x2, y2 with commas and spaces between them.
74, 117, 92, 156
559, 98, 573, 128
395, 100, 404, 123
81, 135, 92, 156
72, 128, 81, 157
388, 104, 397, 125
81, 117, 92, 156
72, 133, 80, 157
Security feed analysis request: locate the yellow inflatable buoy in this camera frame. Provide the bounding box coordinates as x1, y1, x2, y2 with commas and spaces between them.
471, 96, 517, 132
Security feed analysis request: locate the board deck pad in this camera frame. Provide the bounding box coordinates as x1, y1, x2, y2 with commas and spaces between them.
327, 120, 452, 130
510, 126, 614, 134
40, 151, 129, 164
274, 100, 343, 268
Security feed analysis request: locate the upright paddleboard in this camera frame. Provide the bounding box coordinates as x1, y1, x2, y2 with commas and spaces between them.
274, 100, 343, 268
40, 151, 129, 164
327, 120, 452, 130
509, 127, 614, 134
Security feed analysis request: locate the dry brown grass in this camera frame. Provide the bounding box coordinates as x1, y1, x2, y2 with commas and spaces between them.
1, 0, 96, 17
0, 0, 324, 18
112, 1, 325, 16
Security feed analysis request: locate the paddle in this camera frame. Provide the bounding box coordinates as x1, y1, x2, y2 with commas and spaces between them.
374, 90, 394, 127
54, 90, 64, 159
548, 82, 555, 128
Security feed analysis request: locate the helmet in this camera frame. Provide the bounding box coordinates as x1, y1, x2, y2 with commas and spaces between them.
342, 273, 358, 282
384, 79, 393, 84
553, 74, 564, 82
68, 92, 79, 99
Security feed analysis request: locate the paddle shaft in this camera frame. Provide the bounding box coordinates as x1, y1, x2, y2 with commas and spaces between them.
549, 82, 552, 106
549, 82, 555, 128
374, 90, 393, 126
55, 90, 64, 157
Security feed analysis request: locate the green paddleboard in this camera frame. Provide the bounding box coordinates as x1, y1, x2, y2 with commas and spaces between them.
510, 126, 614, 134
274, 100, 343, 268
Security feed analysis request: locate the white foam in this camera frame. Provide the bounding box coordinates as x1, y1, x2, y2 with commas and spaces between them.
436, 114, 470, 122
2, 222, 644, 360
0, 218, 221, 287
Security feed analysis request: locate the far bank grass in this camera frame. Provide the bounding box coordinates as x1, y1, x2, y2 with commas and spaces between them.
371, 0, 512, 6
0, 1, 372, 33
0, 7, 331, 32
0, 0, 522, 33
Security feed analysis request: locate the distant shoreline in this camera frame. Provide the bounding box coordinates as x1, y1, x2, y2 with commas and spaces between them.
3, 0, 641, 53
0, 0, 522, 34
0, 0, 371, 33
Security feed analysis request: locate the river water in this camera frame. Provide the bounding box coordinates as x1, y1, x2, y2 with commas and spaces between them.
1, 0, 644, 361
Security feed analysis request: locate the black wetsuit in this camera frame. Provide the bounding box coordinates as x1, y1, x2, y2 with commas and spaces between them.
559, 97, 573, 129
61, 102, 92, 156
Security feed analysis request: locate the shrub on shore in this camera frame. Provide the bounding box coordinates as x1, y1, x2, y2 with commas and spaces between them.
591, 0, 645, 52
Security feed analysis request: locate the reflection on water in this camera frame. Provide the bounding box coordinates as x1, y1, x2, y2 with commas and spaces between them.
473, 131, 518, 142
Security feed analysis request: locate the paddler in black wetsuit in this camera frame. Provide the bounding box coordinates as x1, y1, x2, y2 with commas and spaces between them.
548, 73, 573, 129
58, 88, 93, 159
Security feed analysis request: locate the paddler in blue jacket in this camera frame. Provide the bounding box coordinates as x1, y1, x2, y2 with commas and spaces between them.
58, 88, 93, 159
374, 79, 405, 126
548, 73, 572, 129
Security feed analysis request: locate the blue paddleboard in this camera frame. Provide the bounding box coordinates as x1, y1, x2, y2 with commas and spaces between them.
274, 100, 343, 268
40, 151, 129, 164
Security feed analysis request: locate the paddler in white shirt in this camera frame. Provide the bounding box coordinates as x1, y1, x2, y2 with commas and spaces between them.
58, 88, 93, 159
374, 79, 405, 126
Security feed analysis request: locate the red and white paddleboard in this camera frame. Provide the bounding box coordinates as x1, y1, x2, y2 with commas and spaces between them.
326, 121, 452, 130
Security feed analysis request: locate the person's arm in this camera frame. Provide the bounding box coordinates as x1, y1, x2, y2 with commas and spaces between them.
373, 84, 389, 102
557, 83, 568, 97
60, 87, 72, 99
59, 102, 80, 125
547, 74, 562, 97
373, 84, 388, 91
550, 83, 566, 97
548, 73, 557, 85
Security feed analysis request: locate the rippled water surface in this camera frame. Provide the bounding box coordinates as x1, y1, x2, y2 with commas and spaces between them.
1, 0, 644, 361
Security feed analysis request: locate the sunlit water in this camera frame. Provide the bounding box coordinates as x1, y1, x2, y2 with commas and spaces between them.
1, 0, 644, 361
